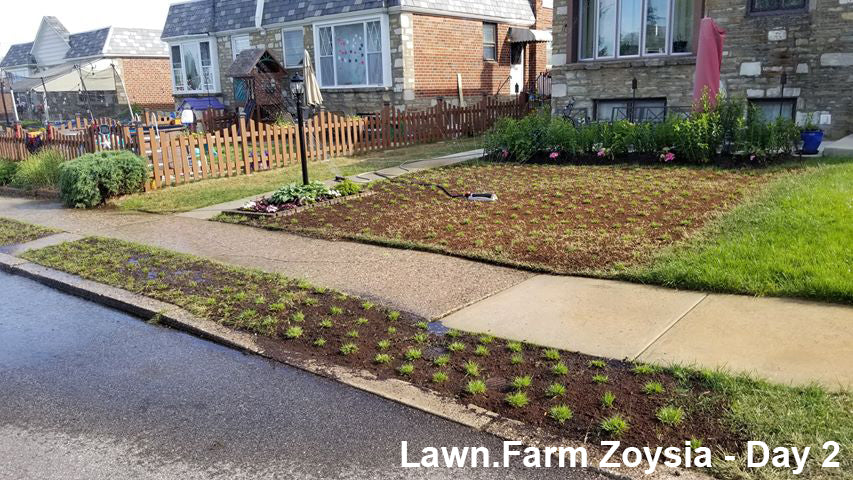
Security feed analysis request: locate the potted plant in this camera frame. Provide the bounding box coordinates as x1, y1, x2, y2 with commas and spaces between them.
800, 113, 824, 155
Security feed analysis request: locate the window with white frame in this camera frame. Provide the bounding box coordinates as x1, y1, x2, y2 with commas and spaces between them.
580, 0, 695, 60
283, 29, 304, 68
170, 40, 217, 93
231, 34, 251, 59
316, 17, 389, 88
483, 23, 498, 61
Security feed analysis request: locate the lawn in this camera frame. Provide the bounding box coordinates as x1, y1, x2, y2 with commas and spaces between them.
0, 217, 59, 246
221, 162, 776, 273
113, 136, 483, 213
627, 159, 853, 304
22, 237, 852, 479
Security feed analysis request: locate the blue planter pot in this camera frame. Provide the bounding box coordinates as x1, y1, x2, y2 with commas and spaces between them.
801, 130, 824, 155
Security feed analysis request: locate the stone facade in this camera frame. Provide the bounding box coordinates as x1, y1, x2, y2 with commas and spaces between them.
551, 0, 853, 139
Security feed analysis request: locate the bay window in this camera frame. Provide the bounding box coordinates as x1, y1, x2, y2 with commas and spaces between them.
580, 0, 696, 60
315, 16, 390, 88
170, 39, 218, 93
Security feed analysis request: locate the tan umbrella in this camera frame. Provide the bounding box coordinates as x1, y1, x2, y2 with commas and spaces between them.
303, 50, 323, 107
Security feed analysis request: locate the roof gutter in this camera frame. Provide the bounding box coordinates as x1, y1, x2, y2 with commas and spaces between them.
387, 5, 536, 27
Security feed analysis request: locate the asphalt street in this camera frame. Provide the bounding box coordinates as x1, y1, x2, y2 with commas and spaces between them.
0, 271, 605, 479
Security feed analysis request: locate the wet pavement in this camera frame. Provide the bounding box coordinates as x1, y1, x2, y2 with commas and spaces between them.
0, 272, 603, 479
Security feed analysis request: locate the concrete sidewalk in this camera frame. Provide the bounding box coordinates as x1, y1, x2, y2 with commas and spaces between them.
441, 275, 853, 390
176, 148, 485, 220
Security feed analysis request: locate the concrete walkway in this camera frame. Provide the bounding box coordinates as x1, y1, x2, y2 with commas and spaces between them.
442, 275, 853, 390
823, 133, 853, 158
176, 148, 485, 220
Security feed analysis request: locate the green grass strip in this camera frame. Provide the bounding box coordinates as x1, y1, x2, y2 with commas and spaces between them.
0, 217, 60, 246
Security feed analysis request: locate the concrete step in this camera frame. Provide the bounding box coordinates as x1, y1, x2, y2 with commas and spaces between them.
823, 134, 853, 158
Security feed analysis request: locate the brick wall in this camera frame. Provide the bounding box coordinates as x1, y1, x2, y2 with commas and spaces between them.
551, 0, 853, 139
119, 57, 175, 110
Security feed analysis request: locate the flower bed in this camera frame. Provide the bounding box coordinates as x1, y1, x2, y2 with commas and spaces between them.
485, 96, 802, 165
236, 180, 362, 216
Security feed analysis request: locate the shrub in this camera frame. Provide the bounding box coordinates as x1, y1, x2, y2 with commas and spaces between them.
0, 159, 18, 186
59, 151, 148, 208
11, 149, 65, 190
334, 179, 362, 196
268, 181, 334, 206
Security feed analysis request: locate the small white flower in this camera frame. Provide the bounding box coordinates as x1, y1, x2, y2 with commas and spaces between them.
266, 205, 279, 213
243, 201, 257, 210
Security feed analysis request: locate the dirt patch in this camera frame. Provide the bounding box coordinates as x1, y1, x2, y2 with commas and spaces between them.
224, 163, 777, 274
25, 237, 741, 454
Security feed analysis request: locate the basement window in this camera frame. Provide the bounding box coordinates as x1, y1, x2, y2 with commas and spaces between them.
748, 0, 807, 14
748, 98, 797, 122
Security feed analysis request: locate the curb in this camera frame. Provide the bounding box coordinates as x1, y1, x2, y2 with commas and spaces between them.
0, 252, 711, 480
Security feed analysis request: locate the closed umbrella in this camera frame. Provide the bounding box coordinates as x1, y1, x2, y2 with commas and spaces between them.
303, 50, 323, 107
692, 18, 726, 110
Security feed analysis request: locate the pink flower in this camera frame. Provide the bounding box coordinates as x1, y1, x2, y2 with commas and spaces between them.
597, 149, 607, 158
501, 149, 509, 159
750, 154, 757, 162
664, 152, 676, 162
549, 152, 560, 160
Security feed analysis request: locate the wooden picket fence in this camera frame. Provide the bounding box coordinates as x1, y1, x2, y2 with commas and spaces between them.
0, 123, 137, 161
138, 97, 531, 190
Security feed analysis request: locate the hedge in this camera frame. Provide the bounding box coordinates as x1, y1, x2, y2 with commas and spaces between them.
59, 151, 148, 208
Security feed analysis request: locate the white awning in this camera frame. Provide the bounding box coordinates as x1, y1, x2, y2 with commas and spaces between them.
509, 28, 552, 44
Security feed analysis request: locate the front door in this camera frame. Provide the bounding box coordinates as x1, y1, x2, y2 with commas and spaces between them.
509, 44, 525, 95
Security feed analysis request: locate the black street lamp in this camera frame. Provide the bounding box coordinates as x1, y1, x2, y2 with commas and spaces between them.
290, 72, 309, 186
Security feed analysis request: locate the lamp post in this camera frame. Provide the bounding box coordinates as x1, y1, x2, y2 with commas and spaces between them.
779, 72, 788, 120
630, 77, 638, 123
290, 73, 309, 186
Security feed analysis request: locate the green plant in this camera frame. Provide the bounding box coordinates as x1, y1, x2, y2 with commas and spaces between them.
474, 345, 490, 357
11, 148, 65, 190
377, 339, 392, 350
319, 319, 333, 328
334, 179, 362, 197
284, 326, 304, 339
656, 406, 685, 426
415, 321, 428, 330
433, 354, 450, 367
59, 151, 148, 208
510, 376, 532, 390
510, 353, 524, 365
644, 381, 665, 395
387, 326, 397, 335
0, 159, 18, 186
412, 333, 428, 344
356, 317, 369, 326
329, 306, 343, 315
398, 363, 415, 376
602, 391, 616, 408
340, 342, 359, 355
463, 361, 481, 377
448, 342, 466, 353
601, 415, 630, 437
506, 341, 523, 353
546, 383, 567, 398
543, 349, 561, 361
361, 301, 375, 310
465, 380, 487, 395
478, 335, 495, 344
374, 353, 393, 364
589, 360, 606, 369
346, 330, 359, 338
432, 371, 449, 383
552, 362, 569, 376
446, 329, 462, 338
268, 181, 334, 206
549, 405, 574, 424
404, 348, 423, 361
505, 391, 529, 408
387, 311, 400, 321
313, 338, 327, 347
592, 374, 609, 384
632, 364, 660, 375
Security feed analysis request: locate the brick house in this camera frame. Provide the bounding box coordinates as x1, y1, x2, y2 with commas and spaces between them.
161, 0, 554, 116
0, 16, 174, 121
550, 0, 852, 139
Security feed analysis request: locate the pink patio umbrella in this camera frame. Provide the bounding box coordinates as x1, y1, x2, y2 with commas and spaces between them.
692, 18, 727, 110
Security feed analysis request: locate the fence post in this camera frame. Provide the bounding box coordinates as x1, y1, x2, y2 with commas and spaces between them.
239, 113, 250, 175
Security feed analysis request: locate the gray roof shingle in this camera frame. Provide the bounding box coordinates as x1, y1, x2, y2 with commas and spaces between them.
162, 0, 536, 38
1, 43, 35, 67
105, 28, 169, 57
65, 28, 111, 59
162, 0, 215, 38
43, 16, 71, 41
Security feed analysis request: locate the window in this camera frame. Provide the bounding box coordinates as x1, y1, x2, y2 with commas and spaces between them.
316, 17, 389, 88
283, 29, 304, 68
483, 23, 498, 61
748, 98, 796, 122
749, 0, 807, 13
580, 0, 695, 60
595, 98, 666, 122
231, 34, 251, 59
170, 40, 217, 93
